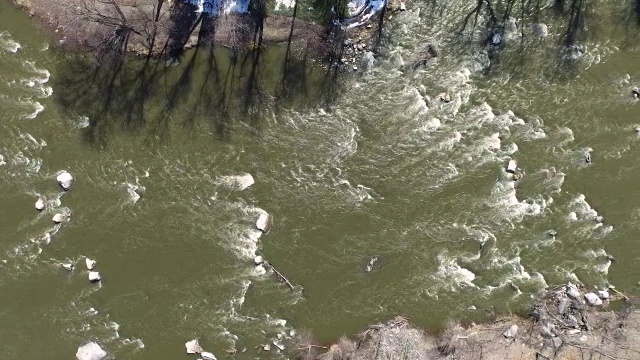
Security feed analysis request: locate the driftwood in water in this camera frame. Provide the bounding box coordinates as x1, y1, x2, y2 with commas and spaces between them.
264, 261, 296, 291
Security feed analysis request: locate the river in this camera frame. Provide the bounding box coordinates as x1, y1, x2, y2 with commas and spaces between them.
1, 0, 639, 358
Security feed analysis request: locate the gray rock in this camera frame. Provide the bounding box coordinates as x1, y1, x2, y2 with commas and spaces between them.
565, 315, 578, 327
532, 23, 549, 38
491, 33, 502, 45
503, 324, 518, 338
201, 351, 217, 360
76, 342, 107, 360
552, 336, 562, 349
185, 339, 203, 354
57, 171, 74, 191
557, 297, 568, 314
585, 292, 603, 306
597, 290, 610, 299
566, 283, 580, 299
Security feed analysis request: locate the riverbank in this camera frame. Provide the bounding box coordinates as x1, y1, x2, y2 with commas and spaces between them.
290, 283, 639, 359
9, 0, 402, 62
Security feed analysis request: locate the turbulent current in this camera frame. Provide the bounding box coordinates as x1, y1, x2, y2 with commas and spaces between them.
1, 0, 639, 359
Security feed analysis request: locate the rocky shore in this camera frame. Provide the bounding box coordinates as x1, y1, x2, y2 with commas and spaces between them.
289, 283, 639, 359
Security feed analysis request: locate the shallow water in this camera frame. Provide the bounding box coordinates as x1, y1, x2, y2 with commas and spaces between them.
1, 0, 640, 358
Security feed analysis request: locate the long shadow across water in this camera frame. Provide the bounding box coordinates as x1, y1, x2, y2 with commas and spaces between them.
53, 39, 344, 148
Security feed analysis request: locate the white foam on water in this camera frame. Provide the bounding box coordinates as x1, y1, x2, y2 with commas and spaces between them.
0, 31, 21, 53
217, 173, 255, 191
431, 252, 477, 292
123, 182, 143, 204
228, 280, 251, 321
22, 100, 44, 119
488, 179, 546, 222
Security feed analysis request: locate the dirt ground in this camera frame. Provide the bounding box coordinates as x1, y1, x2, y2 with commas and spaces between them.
294, 284, 640, 360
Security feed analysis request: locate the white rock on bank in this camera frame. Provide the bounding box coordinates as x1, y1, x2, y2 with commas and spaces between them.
88, 271, 101, 282
255, 213, 271, 233
53, 213, 68, 223
35, 198, 45, 211
566, 283, 580, 299
185, 339, 203, 354
597, 290, 610, 299
585, 292, 603, 306
201, 351, 217, 360
76, 341, 107, 360
57, 171, 74, 191
62, 263, 74, 271
503, 324, 518, 338
85, 258, 97, 270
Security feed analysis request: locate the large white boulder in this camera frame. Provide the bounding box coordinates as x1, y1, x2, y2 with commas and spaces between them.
255, 213, 271, 233
597, 290, 610, 299
35, 198, 45, 211
185, 339, 203, 354
88, 271, 101, 282
506, 159, 517, 173
53, 213, 68, 223
253, 256, 264, 265
76, 342, 107, 360
57, 171, 74, 191
566, 283, 580, 299
85, 258, 97, 270
503, 324, 518, 338
585, 292, 603, 306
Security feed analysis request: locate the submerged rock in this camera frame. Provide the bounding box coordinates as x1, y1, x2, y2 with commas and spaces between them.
76, 342, 107, 360
532, 23, 548, 38
201, 351, 217, 360
57, 171, 74, 191
585, 292, 603, 306
185, 339, 203, 354
88, 271, 101, 282
362, 51, 375, 71
503, 324, 518, 338
256, 213, 271, 233
598, 290, 610, 299
35, 198, 45, 211
85, 258, 96, 270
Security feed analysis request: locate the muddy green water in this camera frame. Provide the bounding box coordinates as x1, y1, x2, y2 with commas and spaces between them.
1, 0, 640, 358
